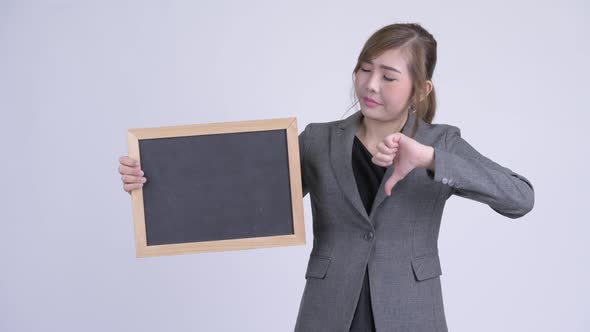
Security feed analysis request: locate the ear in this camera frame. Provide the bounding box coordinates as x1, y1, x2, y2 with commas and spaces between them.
419, 80, 433, 102
425, 80, 433, 96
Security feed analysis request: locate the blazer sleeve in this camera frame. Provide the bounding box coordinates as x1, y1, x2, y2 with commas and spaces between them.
299, 123, 313, 198
427, 126, 535, 219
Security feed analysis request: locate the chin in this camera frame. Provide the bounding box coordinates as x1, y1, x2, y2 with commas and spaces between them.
361, 107, 406, 123
360, 107, 387, 121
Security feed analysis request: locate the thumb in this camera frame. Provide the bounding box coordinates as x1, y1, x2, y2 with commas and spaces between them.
384, 172, 403, 196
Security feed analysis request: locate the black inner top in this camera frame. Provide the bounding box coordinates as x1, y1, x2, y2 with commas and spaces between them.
349, 134, 387, 332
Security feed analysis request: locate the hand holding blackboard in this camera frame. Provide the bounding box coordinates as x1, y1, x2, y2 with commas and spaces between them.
123, 117, 305, 257
118, 156, 147, 194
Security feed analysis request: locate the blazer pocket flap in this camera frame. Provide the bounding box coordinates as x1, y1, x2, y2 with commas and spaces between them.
411, 253, 442, 281
305, 255, 331, 279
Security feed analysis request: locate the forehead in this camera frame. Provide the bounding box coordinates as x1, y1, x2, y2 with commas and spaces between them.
366, 48, 409, 71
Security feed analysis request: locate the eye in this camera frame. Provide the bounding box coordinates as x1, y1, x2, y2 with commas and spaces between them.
360, 68, 396, 82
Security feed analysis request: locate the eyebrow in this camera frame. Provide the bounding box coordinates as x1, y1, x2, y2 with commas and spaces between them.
364, 60, 402, 74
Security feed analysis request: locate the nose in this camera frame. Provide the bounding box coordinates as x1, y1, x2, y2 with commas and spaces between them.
366, 71, 379, 93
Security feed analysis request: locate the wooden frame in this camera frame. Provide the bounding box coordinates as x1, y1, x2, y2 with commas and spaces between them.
127, 117, 305, 258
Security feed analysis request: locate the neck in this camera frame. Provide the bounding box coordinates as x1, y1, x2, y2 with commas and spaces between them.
357, 111, 410, 144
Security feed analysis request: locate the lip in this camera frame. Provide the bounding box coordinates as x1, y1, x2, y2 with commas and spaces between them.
363, 96, 382, 107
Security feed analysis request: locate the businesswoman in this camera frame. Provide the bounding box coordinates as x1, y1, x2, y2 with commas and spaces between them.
118, 23, 535, 332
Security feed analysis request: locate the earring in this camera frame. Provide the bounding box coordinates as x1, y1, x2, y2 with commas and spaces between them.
409, 105, 416, 113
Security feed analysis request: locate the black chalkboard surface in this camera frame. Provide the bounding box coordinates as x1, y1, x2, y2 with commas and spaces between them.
127, 117, 305, 257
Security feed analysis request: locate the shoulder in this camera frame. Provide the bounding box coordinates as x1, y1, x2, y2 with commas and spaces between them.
415, 118, 462, 148
311, 117, 342, 129
300, 118, 341, 137
419, 119, 460, 136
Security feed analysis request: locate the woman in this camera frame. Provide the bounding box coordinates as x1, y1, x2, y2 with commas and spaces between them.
118, 23, 534, 332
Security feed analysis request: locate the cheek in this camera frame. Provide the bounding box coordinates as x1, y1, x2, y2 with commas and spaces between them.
353, 78, 364, 95
383, 84, 412, 104
381, 89, 400, 104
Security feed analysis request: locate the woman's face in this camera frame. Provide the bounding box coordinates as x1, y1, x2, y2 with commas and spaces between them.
354, 48, 414, 122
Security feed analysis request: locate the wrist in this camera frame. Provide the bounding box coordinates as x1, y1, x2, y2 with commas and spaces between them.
419, 145, 435, 170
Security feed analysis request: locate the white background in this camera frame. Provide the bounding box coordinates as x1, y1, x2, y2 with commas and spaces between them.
1, 0, 588, 331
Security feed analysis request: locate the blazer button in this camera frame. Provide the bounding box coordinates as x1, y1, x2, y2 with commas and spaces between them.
364, 232, 374, 241
442, 177, 448, 184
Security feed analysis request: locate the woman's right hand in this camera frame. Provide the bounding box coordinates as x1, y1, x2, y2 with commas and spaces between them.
118, 156, 147, 194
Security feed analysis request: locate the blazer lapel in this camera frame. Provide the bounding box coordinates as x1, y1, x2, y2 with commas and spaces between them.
329, 110, 420, 224
330, 111, 369, 223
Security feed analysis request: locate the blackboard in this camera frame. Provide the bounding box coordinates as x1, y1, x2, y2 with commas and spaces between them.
127, 117, 305, 257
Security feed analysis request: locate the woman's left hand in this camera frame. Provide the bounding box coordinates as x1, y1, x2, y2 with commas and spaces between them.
372, 133, 435, 196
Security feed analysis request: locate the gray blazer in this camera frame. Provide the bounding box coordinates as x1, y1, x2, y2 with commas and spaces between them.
294, 110, 534, 332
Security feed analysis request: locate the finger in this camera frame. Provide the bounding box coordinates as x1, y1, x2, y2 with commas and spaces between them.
372, 159, 389, 167
384, 137, 395, 149
372, 155, 394, 167
118, 164, 144, 176
373, 152, 395, 164
378, 152, 397, 162
119, 156, 140, 167
384, 173, 402, 196
121, 174, 147, 184
377, 142, 395, 154
384, 133, 401, 149
376, 150, 397, 161
124, 183, 144, 193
